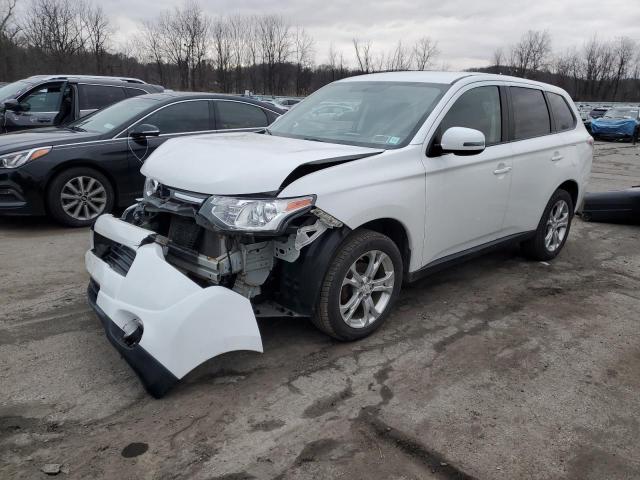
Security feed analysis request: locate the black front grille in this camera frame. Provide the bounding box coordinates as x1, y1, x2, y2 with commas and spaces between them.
93, 232, 136, 276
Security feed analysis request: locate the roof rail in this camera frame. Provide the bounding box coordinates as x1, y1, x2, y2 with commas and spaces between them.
26, 74, 147, 84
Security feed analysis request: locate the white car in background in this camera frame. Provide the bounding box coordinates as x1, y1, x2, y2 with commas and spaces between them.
85, 71, 592, 397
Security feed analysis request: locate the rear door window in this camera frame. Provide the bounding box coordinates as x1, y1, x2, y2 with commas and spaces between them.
78, 85, 126, 111
547, 93, 576, 132
216, 101, 269, 129
143, 100, 211, 134
510, 87, 551, 140
438, 86, 502, 146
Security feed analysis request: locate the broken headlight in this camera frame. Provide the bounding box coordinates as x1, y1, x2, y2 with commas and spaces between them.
143, 177, 160, 198
199, 195, 315, 233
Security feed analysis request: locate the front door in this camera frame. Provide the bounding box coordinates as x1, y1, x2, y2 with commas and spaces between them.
422, 85, 512, 265
6, 82, 67, 132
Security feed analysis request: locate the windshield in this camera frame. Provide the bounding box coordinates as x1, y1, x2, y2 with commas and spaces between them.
0, 80, 31, 102
68, 97, 158, 134
269, 81, 449, 149
603, 108, 639, 119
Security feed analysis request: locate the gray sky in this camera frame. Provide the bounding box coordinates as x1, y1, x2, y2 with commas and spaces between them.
105, 0, 640, 70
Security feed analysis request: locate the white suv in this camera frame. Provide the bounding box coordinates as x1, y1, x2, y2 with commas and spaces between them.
85, 72, 592, 396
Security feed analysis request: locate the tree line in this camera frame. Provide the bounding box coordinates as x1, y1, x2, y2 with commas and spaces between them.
1, 0, 639, 101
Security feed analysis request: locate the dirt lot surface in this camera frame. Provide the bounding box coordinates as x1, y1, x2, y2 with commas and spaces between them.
1, 142, 639, 480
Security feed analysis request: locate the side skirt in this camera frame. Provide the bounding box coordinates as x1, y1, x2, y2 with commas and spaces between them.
406, 231, 535, 283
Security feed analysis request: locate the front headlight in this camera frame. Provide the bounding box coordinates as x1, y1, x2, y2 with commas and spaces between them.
0, 147, 52, 168
199, 195, 315, 233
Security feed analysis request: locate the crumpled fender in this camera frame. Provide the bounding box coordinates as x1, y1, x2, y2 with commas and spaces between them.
86, 214, 263, 396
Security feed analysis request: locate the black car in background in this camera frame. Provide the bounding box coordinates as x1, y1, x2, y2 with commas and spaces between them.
0, 92, 284, 226
0, 75, 163, 133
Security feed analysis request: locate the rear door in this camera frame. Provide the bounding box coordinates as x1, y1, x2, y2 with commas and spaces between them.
77, 84, 127, 118
124, 99, 213, 201
423, 83, 513, 264
213, 100, 271, 131
501, 86, 577, 234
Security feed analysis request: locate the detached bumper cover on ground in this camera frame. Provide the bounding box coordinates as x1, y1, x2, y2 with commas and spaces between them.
582, 187, 640, 224
85, 214, 263, 397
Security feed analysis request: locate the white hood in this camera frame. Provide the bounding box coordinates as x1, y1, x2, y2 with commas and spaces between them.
140, 132, 383, 195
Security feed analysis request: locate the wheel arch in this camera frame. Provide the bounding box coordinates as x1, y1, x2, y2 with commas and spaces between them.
557, 179, 579, 211
358, 218, 411, 277
44, 160, 119, 212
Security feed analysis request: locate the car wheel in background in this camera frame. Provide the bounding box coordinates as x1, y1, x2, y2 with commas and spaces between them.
312, 229, 403, 341
47, 167, 114, 227
521, 189, 574, 261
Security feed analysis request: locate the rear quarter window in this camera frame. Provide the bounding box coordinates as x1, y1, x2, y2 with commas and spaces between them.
510, 87, 551, 140
547, 93, 576, 132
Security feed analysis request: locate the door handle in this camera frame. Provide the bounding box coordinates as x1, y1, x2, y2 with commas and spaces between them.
493, 166, 512, 175
551, 152, 564, 162
37, 117, 50, 123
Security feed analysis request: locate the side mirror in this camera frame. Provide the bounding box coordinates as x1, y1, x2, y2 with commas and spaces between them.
130, 124, 160, 139
3, 99, 27, 112
440, 127, 486, 155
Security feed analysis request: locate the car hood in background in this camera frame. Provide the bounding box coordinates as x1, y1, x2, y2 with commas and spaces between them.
590, 118, 638, 136
0, 128, 103, 155
141, 132, 384, 195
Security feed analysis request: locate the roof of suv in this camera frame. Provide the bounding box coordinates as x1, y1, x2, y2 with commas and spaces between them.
339, 71, 567, 94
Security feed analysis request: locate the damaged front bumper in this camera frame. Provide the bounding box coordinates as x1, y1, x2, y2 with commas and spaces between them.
85, 214, 263, 397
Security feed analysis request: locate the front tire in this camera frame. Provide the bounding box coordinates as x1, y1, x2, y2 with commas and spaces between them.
311, 229, 403, 341
521, 189, 574, 261
47, 167, 114, 227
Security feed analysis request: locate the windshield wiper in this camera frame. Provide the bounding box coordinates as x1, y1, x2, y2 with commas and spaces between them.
67, 125, 86, 132
302, 136, 329, 143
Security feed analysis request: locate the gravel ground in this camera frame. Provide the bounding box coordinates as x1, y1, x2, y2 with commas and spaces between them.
1, 142, 639, 480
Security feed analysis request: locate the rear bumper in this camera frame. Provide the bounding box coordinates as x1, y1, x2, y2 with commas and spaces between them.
582, 188, 640, 224
85, 214, 263, 397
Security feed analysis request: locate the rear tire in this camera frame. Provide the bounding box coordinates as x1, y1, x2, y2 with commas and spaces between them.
521, 189, 574, 261
311, 229, 403, 341
47, 167, 114, 227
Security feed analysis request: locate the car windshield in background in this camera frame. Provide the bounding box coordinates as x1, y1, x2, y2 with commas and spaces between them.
603, 108, 639, 119
268, 81, 449, 149
68, 97, 157, 134
0, 80, 31, 102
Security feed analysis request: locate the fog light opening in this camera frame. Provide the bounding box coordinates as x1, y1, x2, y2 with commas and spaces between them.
122, 318, 144, 347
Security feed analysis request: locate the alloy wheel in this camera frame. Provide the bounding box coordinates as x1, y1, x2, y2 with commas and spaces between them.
339, 250, 395, 328
545, 199, 569, 252
60, 175, 107, 221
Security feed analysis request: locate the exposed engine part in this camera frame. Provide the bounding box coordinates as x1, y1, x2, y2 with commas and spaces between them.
294, 219, 328, 250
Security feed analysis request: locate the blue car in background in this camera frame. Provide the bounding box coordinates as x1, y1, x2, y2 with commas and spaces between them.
591, 107, 640, 143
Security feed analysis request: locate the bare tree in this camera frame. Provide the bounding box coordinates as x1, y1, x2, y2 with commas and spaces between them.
413, 36, 439, 70
81, 3, 110, 73
22, 0, 88, 68
492, 47, 504, 69
387, 40, 412, 71
511, 30, 551, 78
352, 38, 373, 73
0, 0, 17, 41
258, 15, 291, 94
211, 17, 232, 92
293, 27, 314, 95
137, 20, 166, 83
228, 15, 249, 93
611, 36, 636, 99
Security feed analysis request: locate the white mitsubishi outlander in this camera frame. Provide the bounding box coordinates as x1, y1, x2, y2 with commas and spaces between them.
85, 72, 592, 396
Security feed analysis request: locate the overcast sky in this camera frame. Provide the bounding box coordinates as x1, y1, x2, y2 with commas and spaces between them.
102, 0, 640, 70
